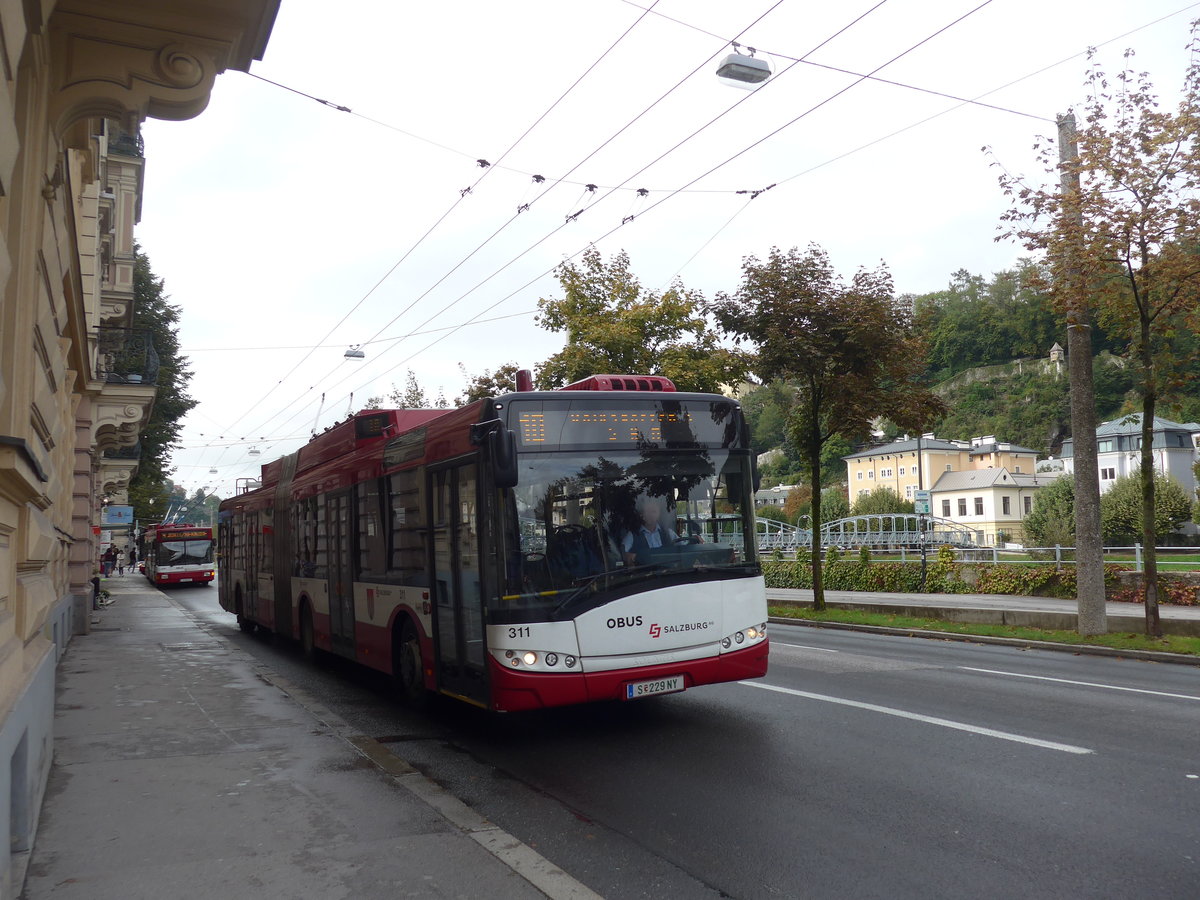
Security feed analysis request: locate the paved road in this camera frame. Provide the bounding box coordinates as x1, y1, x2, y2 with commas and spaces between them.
173, 584, 1200, 899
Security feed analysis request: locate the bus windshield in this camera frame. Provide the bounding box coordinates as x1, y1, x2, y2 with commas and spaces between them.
499, 446, 757, 620
158, 539, 214, 567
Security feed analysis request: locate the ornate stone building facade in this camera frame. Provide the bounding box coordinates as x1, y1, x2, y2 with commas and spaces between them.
0, 2, 279, 894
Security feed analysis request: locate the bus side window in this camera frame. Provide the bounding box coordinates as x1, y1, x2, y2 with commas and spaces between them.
388, 469, 425, 585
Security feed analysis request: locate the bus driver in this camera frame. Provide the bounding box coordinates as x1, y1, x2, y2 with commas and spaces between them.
622, 498, 678, 565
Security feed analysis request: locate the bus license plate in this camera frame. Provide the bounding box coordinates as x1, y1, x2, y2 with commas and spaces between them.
179, 578, 191, 582
625, 675, 684, 700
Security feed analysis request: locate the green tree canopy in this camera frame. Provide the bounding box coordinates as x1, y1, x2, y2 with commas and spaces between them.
1022, 475, 1075, 548
126, 248, 197, 523
819, 488, 850, 524
710, 244, 944, 608
1100, 470, 1192, 544
458, 362, 524, 404
367, 370, 449, 409
851, 487, 914, 517
535, 247, 749, 392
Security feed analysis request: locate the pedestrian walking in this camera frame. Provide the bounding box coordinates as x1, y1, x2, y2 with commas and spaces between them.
116, 548, 126, 576
101, 547, 116, 577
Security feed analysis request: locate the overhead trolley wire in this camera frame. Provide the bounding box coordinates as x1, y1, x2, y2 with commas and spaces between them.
246, 1, 918, 437
337, 0, 789, 360
660, 1, 1200, 283
364, 0, 1005, 390
242, 0, 881, 442
206, 1, 672, 454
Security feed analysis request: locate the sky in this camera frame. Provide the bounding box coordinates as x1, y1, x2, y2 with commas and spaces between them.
133, 0, 1200, 499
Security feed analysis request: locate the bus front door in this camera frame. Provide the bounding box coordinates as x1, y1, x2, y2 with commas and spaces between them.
430, 462, 487, 704
326, 491, 356, 658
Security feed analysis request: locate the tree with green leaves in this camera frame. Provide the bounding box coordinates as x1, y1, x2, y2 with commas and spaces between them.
851, 487, 914, 517
126, 248, 197, 524
367, 369, 449, 410
1021, 475, 1076, 549
458, 362, 524, 404
819, 488, 851, 524
710, 244, 944, 609
535, 247, 749, 392
1100, 470, 1192, 544
1194, 460, 1200, 525
998, 36, 1200, 635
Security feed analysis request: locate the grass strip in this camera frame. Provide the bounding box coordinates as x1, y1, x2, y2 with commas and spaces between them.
768, 605, 1200, 657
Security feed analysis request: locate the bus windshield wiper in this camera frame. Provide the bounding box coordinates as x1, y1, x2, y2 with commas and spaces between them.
552, 564, 664, 616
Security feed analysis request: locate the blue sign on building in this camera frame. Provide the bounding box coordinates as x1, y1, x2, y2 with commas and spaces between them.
101, 505, 134, 525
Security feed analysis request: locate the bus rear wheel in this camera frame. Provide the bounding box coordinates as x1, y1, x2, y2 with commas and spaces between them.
394, 620, 428, 709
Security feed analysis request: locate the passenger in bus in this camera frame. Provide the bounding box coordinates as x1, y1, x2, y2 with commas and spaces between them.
622, 499, 678, 565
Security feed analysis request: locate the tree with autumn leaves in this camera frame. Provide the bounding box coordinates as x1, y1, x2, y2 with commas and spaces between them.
710, 245, 944, 610
999, 33, 1200, 636
534, 247, 750, 393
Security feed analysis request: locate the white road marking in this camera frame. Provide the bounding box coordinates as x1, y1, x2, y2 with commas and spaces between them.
775, 643, 839, 653
741, 681, 1093, 754
959, 667, 1200, 701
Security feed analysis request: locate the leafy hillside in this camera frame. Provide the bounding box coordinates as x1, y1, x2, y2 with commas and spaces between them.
745, 261, 1200, 484
932, 353, 1134, 456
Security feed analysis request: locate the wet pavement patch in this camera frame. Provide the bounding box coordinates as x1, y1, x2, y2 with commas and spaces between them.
159, 642, 224, 652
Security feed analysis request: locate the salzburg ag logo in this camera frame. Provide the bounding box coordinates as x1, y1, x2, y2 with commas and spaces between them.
649, 620, 714, 639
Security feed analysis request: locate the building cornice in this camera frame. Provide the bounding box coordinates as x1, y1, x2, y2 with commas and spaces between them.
47, 1, 280, 137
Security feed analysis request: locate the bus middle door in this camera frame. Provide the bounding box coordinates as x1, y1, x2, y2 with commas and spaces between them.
429, 462, 487, 704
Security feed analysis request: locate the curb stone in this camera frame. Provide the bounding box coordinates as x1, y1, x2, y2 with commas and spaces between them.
769, 616, 1200, 666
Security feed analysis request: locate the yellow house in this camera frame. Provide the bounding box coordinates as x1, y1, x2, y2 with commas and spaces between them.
844, 433, 1040, 505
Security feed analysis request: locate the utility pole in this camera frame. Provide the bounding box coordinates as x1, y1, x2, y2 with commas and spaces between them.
917, 433, 927, 589
1057, 113, 1107, 636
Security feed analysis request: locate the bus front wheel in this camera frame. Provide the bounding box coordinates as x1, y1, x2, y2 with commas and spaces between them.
394, 620, 429, 709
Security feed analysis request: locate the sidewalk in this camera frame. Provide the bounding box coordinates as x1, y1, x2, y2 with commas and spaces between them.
767, 588, 1200, 637
21, 578, 595, 900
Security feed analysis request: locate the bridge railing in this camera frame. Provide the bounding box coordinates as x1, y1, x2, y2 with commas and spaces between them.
753, 513, 982, 553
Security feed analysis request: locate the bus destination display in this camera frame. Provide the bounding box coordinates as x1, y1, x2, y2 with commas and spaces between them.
509, 400, 738, 449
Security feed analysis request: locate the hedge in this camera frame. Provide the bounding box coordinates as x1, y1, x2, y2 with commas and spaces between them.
762, 549, 1161, 601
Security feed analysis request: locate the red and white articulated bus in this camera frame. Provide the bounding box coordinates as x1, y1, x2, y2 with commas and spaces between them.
142, 523, 216, 586
217, 373, 768, 712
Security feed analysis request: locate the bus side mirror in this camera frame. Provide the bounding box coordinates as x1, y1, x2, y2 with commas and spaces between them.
470, 418, 518, 488
490, 428, 518, 489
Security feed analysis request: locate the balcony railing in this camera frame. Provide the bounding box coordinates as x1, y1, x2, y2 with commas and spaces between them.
102, 442, 142, 460
109, 130, 144, 158
95, 328, 159, 386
